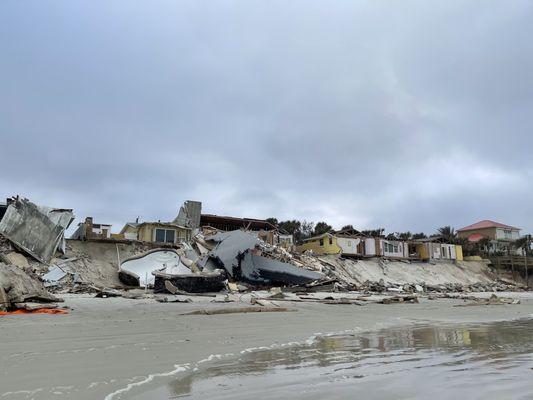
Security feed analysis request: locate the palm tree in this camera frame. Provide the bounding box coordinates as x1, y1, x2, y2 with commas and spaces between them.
398, 232, 412, 240
437, 226, 457, 243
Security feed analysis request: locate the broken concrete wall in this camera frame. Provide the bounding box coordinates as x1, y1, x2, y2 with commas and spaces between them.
0, 199, 74, 263
174, 200, 202, 230
0, 263, 61, 308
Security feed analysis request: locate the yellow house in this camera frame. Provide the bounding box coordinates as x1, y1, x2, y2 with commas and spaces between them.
296, 233, 342, 255
119, 222, 191, 244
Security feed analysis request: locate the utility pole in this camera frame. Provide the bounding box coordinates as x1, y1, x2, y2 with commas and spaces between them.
526, 234, 530, 289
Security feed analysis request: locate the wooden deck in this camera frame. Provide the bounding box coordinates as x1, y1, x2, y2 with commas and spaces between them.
489, 255, 531, 285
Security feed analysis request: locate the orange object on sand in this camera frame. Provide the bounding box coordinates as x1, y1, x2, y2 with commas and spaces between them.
0, 308, 68, 316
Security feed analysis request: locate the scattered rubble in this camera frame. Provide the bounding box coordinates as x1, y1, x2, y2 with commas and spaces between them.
454, 294, 521, 307
42, 265, 68, 287
2, 252, 30, 269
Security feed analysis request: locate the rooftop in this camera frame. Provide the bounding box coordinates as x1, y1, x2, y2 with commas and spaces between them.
458, 220, 520, 232
200, 214, 276, 230
302, 232, 333, 242
121, 221, 189, 231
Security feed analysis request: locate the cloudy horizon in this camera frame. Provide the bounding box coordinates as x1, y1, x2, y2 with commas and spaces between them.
1, 0, 532, 235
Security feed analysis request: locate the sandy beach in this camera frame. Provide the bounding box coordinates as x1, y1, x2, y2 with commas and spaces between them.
1, 292, 532, 399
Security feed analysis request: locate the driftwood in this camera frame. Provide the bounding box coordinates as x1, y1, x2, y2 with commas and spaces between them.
180, 306, 296, 316
156, 296, 193, 303
380, 295, 419, 304
250, 298, 280, 307
13, 302, 60, 311
321, 299, 366, 306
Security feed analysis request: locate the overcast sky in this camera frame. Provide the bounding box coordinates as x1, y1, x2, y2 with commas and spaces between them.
1, 0, 532, 235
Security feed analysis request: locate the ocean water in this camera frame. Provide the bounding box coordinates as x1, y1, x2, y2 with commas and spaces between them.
128, 319, 533, 400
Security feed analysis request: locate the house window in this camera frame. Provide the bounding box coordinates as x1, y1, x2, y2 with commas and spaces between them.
319, 239, 324, 246
329, 237, 333, 245
155, 228, 176, 243
385, 243, 396, 253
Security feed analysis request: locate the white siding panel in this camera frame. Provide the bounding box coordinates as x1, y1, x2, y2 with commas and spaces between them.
365, 238, 376, 256
337, 237, 361, 255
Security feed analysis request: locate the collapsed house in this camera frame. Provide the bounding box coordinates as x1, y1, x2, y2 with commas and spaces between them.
0, 197, 74, 264
116, 229, 324, 294
199, 230, 324, 285
199, 212, 293, 247
0, 197, 75, 311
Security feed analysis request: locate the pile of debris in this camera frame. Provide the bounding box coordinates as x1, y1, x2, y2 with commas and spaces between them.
118, 229, 325, 294
0, 197, 72, 312
354, 279, 524, 295
0, 262, 62, 312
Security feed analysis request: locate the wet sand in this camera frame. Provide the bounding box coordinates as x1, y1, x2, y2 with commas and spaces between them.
1, 293, 532, 399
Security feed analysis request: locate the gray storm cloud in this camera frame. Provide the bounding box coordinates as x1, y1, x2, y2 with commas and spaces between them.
0, 0, 531, 234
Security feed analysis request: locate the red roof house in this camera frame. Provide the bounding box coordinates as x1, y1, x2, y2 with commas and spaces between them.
458, 220, 520, 242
